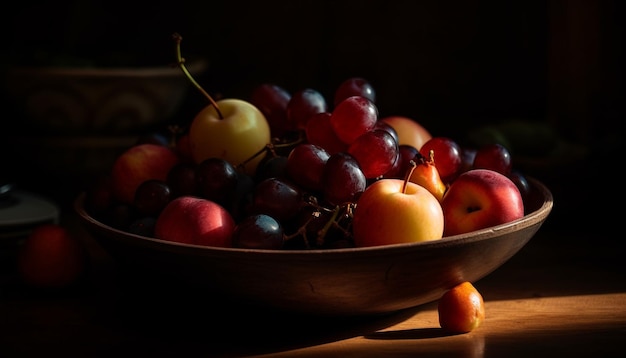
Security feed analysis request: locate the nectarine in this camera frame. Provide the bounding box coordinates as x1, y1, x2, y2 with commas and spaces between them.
438, 281, 485, 333
380, 116, 432, 150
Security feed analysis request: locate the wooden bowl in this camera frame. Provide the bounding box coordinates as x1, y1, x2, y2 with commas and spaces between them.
74, 177, 553, 317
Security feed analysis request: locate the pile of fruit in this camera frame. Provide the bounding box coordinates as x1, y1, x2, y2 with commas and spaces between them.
83, 34, 530, 251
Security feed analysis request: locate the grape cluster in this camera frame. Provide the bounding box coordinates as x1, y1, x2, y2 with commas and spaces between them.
84, 77, 530, 250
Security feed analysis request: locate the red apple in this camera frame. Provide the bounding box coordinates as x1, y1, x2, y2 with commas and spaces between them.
17, 224, 87, 288
111, 143, 180, 205
380, 116, 432, 151
352, 178, 444, 247
154, 196, 236, 247
441, 169, 524, 236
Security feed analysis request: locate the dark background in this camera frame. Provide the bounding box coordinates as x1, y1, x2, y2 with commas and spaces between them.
1, 0, 624, 231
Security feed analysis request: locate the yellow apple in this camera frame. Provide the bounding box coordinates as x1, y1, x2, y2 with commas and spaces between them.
189, 98, 271, 175
352, 178, 444, 247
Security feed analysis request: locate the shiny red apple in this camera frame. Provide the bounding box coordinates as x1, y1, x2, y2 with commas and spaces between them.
154, 196, 236, 247
441, 169, 524, 236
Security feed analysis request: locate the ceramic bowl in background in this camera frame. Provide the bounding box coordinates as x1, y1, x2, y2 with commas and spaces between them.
4, 59, 207, 135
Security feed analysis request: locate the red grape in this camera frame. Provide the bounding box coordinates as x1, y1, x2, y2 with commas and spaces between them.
330, 96, 378, 144
305, 112, 348, 155
373, 120, 399, 144
419, 137, 462, 183
348, 129, 399, 179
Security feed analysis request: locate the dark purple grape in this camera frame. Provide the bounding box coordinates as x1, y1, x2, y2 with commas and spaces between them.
255, 155, 288, 182
286, 88, 328, 130
128, 217, 157, 237
195, 157, 238, 206
133, 179, 172, 217
509, 170, 531, 205
227, 172, 256, 222
321, 152, 366, 206
232, 214, 284, 250
333, 77, 376, 106
250, 83, 291, 138
285, 143, 330, 192
167, 162, 198, 198
473, 143, 512, 176
104, 203, 136, 231
249, 177, 304, 222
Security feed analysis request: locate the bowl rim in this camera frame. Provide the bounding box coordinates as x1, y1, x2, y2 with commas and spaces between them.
74, 177, 553, 257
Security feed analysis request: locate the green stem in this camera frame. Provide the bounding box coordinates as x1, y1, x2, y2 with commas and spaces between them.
172, 33, 223, 119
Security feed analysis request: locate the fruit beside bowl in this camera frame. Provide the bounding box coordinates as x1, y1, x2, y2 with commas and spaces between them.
74, 176, 552, 316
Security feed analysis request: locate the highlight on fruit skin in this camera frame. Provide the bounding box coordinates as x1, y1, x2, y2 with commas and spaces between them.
438, 281, 485, 333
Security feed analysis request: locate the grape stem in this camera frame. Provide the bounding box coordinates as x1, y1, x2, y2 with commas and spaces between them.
237, 137, 305, 173
172, 33, 224, 119
316, 205, 341, 246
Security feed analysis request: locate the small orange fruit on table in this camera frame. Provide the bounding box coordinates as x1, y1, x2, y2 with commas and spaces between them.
17, 224, 87, 288
438, 281, 485, 333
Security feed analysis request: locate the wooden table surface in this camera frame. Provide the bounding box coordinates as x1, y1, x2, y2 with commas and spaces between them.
1, 215, 624, 357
